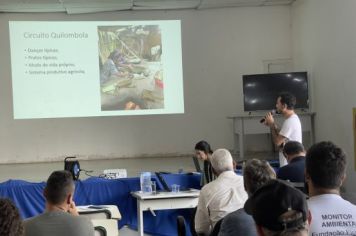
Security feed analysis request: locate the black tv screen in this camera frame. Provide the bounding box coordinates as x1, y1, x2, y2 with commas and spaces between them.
243, 72, 309, 112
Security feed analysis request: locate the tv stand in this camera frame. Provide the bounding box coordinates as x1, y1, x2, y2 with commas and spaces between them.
227, 112, 315, 160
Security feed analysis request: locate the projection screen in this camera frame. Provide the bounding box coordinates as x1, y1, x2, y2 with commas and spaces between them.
9, 21, 183, 119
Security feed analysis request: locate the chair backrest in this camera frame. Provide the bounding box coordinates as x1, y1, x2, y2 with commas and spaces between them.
289, 182, 305, 188
92, 219, 119, 236
78, 205, 121, 220
177, 215, 186, 236
282, 180, 307, 193
94, 226, 107, 236
80, 209, 112, 219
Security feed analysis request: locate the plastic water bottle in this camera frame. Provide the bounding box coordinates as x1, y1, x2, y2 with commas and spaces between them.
140, 172, 152, 194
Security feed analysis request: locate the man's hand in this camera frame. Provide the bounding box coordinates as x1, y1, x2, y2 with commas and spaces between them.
68, 200, 79, 216
264, 112, 275, 127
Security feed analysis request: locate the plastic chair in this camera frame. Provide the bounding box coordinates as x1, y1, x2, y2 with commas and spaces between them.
92, 219, 118, 236
94, 226, 107, 236
177, 215, 187, 236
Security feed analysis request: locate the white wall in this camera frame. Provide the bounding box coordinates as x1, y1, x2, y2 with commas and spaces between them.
292, 0, 356, 193
0, 6, 292, 164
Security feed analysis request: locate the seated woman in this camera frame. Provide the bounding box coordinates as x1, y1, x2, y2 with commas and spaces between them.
194, 140, 215, 186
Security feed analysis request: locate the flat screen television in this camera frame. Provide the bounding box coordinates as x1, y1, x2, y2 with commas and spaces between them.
242, 72, 309, 112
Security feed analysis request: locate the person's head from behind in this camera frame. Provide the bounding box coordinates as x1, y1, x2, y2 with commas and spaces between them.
0, 198, 24, 236
305, 141, 346, 194
44, 170, 75, 207
243, 159, 276, 196
276, 92, 296, 113
283, 141, 305, 163
245, 180, 309, 236
210, 149, 234, 175
195, 140, 213, 161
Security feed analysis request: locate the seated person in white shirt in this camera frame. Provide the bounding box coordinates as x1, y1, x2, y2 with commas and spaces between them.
195, 149, 248, 236
218, 159, 276, 236
306, 141, 356, 235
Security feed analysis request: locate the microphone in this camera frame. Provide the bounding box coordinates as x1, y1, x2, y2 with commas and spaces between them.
260, 109, 276, 123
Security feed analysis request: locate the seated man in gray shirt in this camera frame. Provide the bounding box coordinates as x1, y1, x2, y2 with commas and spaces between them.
24, 170, 94, 236
218, 159, 276, 236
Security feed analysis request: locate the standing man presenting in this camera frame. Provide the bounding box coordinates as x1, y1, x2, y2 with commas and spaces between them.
263, 92, 302, 166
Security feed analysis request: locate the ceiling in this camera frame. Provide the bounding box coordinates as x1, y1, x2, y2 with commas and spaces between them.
0, 0, 296, 14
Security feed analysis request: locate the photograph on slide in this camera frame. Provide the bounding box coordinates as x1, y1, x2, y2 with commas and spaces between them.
98, 25, 164, 111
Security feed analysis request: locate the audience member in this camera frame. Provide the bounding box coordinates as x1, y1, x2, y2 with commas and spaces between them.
24, 170, 94, 236
277, 141, 306, 191
245, 180, 310, 236
195, 149, 248, 235
306, 141, 356, 235
219, 159, 276, 236
0, 198, 24, 236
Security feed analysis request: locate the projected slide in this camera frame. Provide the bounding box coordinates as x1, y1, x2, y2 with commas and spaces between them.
9, 21, 183, 119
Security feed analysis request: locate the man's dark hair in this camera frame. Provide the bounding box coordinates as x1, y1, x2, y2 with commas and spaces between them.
44, 170, 74, 205
283, 141, 305, 156
243, 159, 276, 195
306, 141, 346, 189
278, 92, 296, 110
0, 198, 24, 236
